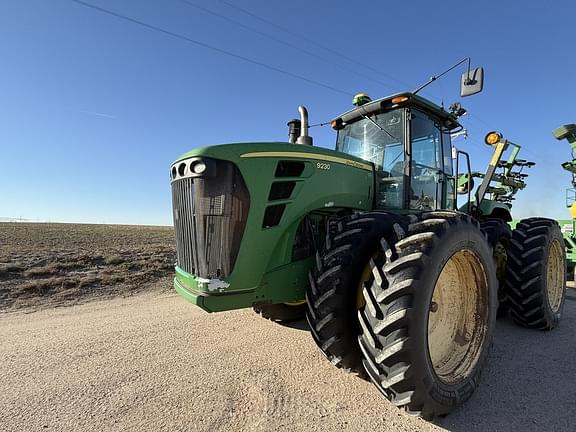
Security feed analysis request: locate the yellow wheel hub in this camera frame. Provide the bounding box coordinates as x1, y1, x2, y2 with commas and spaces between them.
546, 239, 565, 313
357, 262, 373, 309
427, 249, 489, 385
284, 300, 306, 306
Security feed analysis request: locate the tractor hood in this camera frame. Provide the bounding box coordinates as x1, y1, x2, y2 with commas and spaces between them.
169, 141, 375, 312
172, 142, 373, 171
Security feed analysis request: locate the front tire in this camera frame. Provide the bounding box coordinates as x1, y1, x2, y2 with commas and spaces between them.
505, 218, 566, 330
358, 211, 497, 419
306, 212, 407, 372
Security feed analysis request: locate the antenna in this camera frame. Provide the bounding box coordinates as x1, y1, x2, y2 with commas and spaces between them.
413, 57, 471, 95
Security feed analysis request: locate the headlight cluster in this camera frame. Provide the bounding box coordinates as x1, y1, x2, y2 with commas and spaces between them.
170, 158, 211, 181
192, 161, 207, 174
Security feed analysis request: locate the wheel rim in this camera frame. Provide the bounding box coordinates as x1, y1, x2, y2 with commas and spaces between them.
284, 300, 306, 306
546, 239, 564, 313
427, 249, 489, 385
356, 262, 373, 309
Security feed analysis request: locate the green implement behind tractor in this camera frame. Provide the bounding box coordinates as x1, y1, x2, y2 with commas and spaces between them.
553, 124, 576, 279
170, 67, 567, 419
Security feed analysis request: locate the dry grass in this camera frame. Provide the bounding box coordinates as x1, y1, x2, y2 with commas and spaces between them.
0, 223, 175, 311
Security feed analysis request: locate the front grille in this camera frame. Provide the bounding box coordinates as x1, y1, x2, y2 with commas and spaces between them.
171, 160, 250, 278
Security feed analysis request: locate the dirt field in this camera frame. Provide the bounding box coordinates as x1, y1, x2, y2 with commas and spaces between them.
1, 223, 575, 431
0, 223, 174, 311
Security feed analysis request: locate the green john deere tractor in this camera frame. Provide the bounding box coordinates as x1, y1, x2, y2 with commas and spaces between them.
170, 69, 567, 419
553, 124, 576, 279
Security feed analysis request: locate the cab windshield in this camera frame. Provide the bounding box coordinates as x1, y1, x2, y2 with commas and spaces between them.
335, 109, 405, 175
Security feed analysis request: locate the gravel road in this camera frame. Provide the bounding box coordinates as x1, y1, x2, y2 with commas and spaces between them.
1, 288, 575, 432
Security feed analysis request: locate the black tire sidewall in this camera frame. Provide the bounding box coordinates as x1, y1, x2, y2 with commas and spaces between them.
410, 223, 497, 409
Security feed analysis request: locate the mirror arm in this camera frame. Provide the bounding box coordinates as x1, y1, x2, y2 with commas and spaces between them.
413, 57, 470, 95
463, 57, 472, 84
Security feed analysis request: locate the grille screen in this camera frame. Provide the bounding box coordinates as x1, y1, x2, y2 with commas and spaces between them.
171, 161, 249, 278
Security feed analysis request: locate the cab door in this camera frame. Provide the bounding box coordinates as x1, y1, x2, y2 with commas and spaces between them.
409, 109, 446, 210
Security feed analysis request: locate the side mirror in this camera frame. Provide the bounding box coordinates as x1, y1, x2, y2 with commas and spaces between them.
460, 67, 484, 97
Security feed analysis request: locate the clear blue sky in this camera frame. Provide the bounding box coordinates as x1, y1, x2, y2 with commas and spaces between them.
1, 0, 575, 225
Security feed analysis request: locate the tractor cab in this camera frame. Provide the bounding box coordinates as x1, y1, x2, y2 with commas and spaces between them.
332, 92, 461, 212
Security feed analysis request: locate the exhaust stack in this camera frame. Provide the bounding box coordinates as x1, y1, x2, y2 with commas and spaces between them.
296, 106, 313, 145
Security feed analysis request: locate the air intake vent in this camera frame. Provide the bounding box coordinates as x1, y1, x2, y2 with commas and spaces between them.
262, 204, 286, 228
275, 161, 305, 177
268, 182, 296, 201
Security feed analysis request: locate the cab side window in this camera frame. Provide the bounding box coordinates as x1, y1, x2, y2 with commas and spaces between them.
410, 110, 442, 210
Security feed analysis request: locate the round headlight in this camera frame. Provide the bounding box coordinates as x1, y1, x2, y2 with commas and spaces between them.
192, 161, 207, 174
484, 131, 502, 145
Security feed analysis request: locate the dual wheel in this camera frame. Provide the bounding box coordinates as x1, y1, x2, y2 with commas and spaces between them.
305, 211, 566, 419
480, 217, 566, 328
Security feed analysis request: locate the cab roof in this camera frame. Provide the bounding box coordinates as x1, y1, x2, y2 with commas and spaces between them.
333, 92, 461, 131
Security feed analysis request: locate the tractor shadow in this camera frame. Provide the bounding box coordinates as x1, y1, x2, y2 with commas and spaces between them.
277, 318, 309, 331
438, 293, 576, 432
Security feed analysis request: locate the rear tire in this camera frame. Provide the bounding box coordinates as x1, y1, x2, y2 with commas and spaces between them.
505, 218, 566, 330
306, 212, 407, 372
253, 303, 306, 322
358, 211, 497, 419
